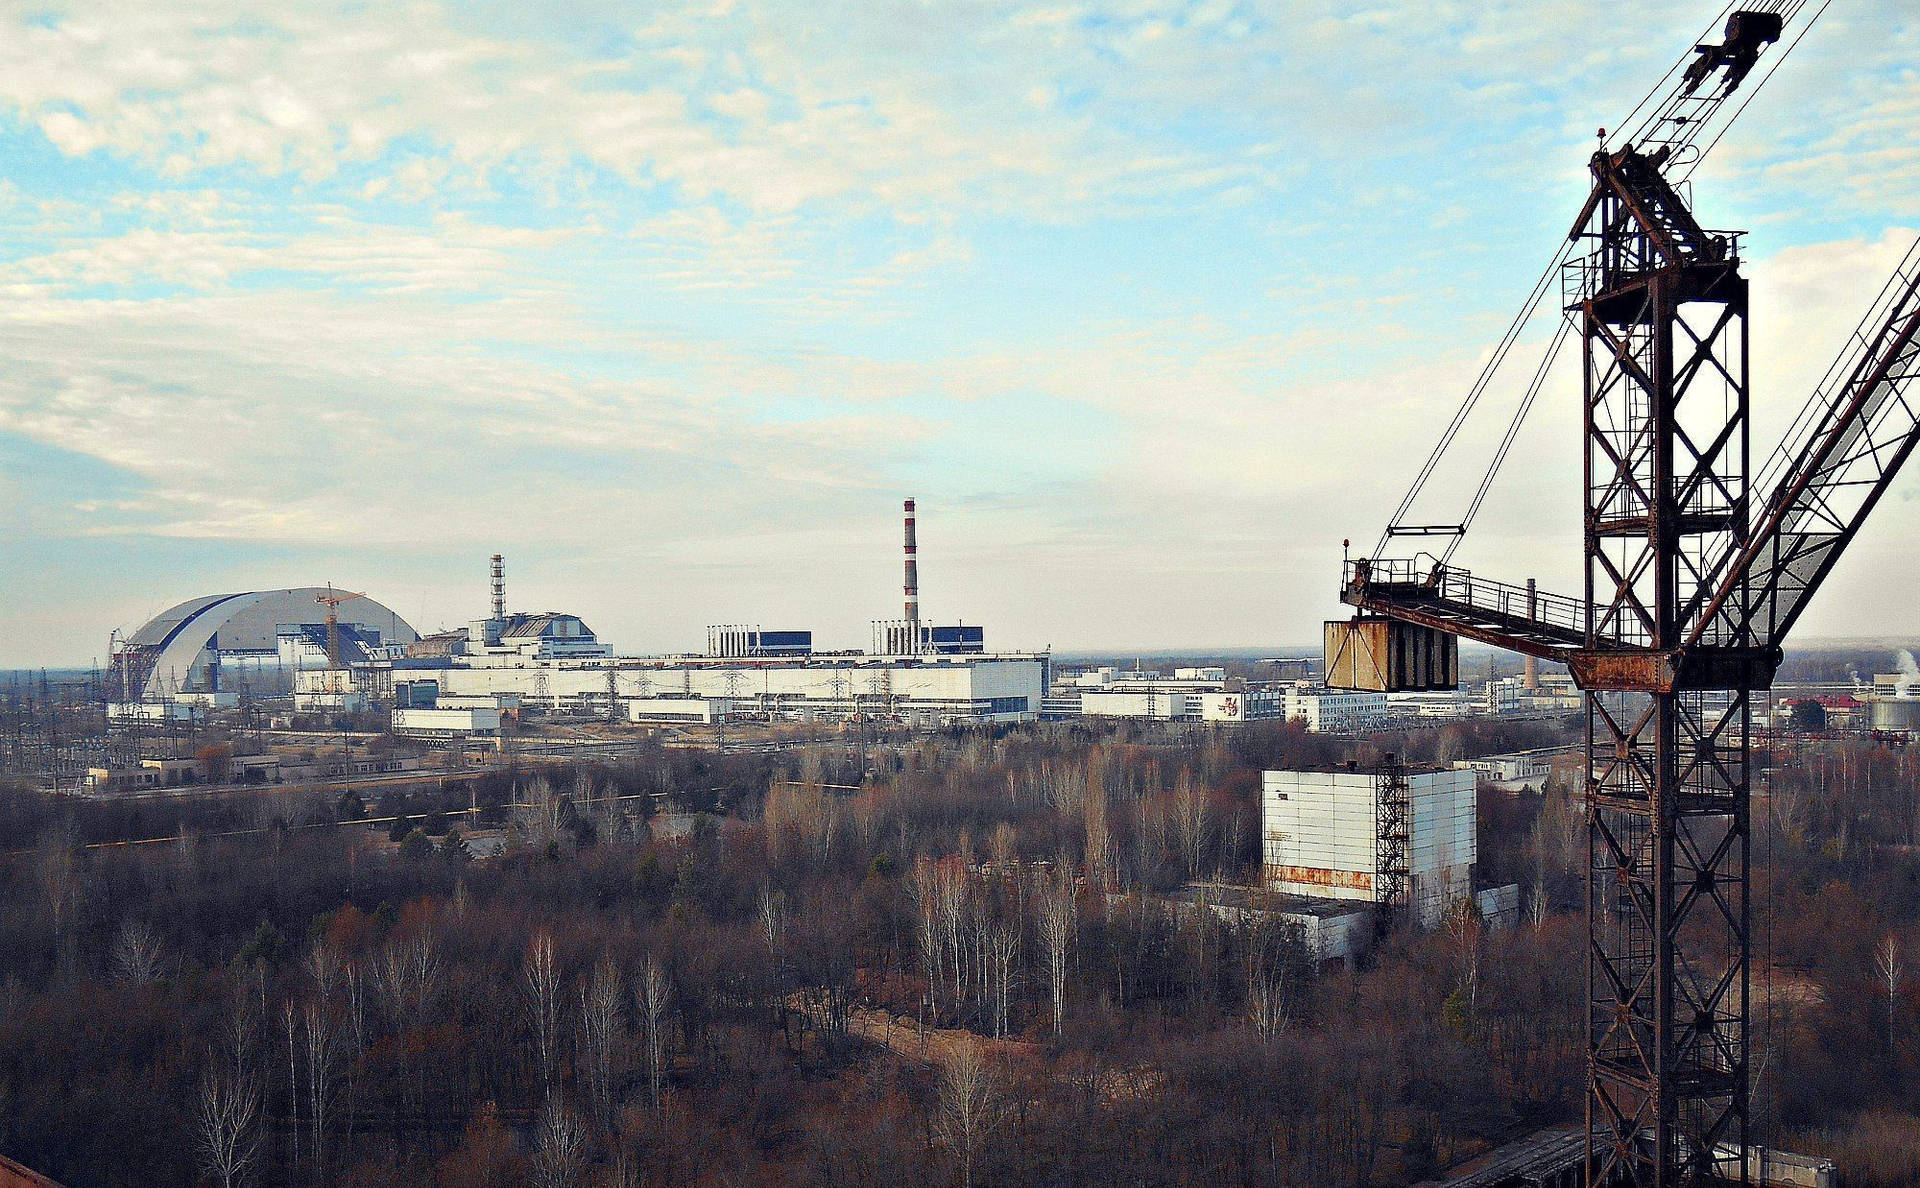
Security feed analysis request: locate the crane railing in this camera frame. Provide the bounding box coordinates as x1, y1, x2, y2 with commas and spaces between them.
1343, 556, 1631, 652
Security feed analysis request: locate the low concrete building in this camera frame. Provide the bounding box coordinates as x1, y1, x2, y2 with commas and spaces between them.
628, 697, 731, 724
392, 706, 501, 738
1262, 766, 1476, 929
1454, 748, 1565, 792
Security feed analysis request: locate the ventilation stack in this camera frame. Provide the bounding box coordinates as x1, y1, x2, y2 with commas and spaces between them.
490, 554, 506, 621
903, 499, 921, 652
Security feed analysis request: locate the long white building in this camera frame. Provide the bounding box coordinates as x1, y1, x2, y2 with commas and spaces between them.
1261, 766, 1476, 929
389, 650, 1046, 726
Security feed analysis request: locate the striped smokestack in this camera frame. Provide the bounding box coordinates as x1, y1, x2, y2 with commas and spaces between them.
903, 499, 920, 631
490, 554, 506, 620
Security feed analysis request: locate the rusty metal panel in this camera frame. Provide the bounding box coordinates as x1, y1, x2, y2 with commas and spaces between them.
1325, 617, 1458, 693
1269, 864, 1375, 893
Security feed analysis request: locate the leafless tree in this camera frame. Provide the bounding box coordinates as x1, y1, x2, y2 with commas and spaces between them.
302, 996, 341, 1183
910, 856, 944, 1007
1874, 931, 1905, 1045
1243, 917, 1299, 1040
936, 859, 969, 1013
987, 924, 1019, 1039
110, 918, 165, 985
374, 932, 441, 1033
283, 1000, 301, 1171
639, 953, 673, 1111
1172, 772, 1212, 880
578, 956, 624, 1132
525, 776, 567, 846
758, 886, 787, 959
525, 931, 562, 1088
1082, 782, 1111, 890
37, 831, 81, 941
194, 1063, 263, 1188
531, 1091, 589, 1188
1035, 865, 1075, 1036
1447, 902, 1484, 1025
933, 1044, 1000, 1188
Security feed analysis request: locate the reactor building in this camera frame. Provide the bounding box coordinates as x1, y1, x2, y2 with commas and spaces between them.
112, 588, 419, 703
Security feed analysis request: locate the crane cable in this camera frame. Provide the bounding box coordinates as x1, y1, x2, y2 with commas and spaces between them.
1380, 0, 1827, 563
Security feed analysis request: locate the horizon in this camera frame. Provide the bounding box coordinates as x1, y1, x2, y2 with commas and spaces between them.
4, 2, 1919, 667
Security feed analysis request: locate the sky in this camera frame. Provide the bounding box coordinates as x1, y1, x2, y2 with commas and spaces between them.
2, 0, 1919, 666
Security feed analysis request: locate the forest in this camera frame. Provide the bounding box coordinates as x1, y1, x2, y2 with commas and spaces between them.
2, 718, 1919, 1186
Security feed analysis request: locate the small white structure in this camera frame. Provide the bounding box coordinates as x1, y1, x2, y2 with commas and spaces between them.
1262, 766, 1476, 929
107, 701, 200, 723
393, 706, 501, 738
1175, 666, 1228, 682
1455, 749, 1561, 792
627, 697, 731, 724
294, 668, 367, 713
1080, 690, 1188, 720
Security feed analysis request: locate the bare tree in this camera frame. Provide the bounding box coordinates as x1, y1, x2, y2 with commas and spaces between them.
1172, 772, 1212, 880
758, 886, 787, 959
639, 953, 673, 1111
1035, 865, 1075, 1036
302, 996, 341, 1183
910, 856, 944, 1008
987, 924, 1019, 1039
1244, 917, 1301, 1040
531, 1092, 589, 1188
195, 1063, 263, 1188
933, 1044, 1000, 1188
578, 956, 624, 1132
373, 932, 441, 1033
37, 830, 81, 942
1082, 782, 1111, 890
525, 931, 562, 1088
1874, 931, 1905, 1046
110, 919, 165, 985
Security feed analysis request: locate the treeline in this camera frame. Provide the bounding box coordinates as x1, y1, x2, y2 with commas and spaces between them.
0, 721, 1913, 1185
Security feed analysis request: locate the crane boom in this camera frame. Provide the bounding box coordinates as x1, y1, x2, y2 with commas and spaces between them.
1691, 241, 1920, 648
1384, 1, 1813, 556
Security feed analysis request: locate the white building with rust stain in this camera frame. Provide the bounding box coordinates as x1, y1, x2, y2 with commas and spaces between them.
1261, 766, 1476, 929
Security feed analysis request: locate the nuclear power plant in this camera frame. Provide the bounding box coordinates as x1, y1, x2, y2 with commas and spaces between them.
104, 499, 1047, 730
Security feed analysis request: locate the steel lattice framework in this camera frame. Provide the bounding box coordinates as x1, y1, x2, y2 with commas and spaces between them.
1575, 146, 1754, 1186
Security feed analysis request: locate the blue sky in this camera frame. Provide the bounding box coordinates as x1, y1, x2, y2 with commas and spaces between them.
2, 0, 1918, 665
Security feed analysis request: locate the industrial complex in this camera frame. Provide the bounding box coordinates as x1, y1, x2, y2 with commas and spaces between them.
106, 501, 1051, 732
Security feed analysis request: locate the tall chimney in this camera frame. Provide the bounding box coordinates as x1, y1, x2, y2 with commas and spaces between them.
490, 554, 506, 620
903, 499, 920, 645
1523, 578, 1540, 691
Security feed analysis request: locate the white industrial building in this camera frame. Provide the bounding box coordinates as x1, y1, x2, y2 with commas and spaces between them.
392, 706, 501, 738
393, 652, 1045, 726
1262, 766, 1476, 929
1283, 686, 1389, 733
1049, 665, 1284, 723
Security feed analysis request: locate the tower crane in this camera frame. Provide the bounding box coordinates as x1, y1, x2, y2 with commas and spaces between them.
1315, 3, 1920, 1184
315, 587, 365, 670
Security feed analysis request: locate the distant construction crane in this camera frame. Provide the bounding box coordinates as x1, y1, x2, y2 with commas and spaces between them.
1319, 3, 1920, 1184
315, 587, 365, 669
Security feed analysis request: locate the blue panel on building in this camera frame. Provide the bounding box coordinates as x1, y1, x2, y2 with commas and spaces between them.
755, 630, 813, 654
925, 625, 985, 654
